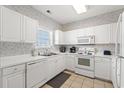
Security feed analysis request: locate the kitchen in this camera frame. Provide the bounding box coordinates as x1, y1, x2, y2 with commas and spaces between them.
0, 4, 124, 88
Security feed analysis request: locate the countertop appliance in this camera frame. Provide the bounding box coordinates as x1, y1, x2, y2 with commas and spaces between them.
75, 48, 95, 78
59, 46, 66, 53
70, 46, 76, 53
78, 48, 95, 55
113, 12, 124, 88
104, 50, 111, 55
77, 35, 95, 44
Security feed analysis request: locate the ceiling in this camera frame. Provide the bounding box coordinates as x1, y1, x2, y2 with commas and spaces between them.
32, 5, 124, 24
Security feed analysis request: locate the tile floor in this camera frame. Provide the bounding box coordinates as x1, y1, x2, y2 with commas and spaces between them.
42, 71, 113, 88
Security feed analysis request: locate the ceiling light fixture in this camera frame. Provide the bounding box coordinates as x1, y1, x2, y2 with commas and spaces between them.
46, 10, 52, 14
72, 5, 87, 14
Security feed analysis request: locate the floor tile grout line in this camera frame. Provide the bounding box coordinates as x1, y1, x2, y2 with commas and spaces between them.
69, 75, 77, 88
93, 79, 95, 88
81, 79, 85, 88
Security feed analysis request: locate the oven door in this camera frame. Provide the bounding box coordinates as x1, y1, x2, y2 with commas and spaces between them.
76, 55, 94, 71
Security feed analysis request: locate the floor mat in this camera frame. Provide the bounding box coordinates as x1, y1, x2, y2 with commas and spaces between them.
47, 72, 71, 88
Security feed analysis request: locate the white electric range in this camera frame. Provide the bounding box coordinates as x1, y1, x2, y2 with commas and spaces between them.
75, 48, 95, 78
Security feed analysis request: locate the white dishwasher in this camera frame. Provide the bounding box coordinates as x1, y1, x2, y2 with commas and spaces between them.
26, 59, 47, 88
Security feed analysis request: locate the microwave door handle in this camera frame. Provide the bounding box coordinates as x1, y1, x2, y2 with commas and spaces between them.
115, 14, 122, 56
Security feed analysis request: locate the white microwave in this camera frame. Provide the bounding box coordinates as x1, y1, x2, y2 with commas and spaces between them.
77, 36, 95, 44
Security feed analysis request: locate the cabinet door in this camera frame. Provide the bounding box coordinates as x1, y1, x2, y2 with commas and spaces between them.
65, 55, 76, 71
56, 56, 65, 74
77, 27, 94, 37
95, 58, 111, 80
59, 55, 66, 71
54, 30, 59, 44
54, 30, 64, 44
2, 7, 22, 42
110, 23, 117, 43
64, 31, 77, 44
24, 16, 37, 43
3, 71, 25, 88
47, 58, 56, 80
93, 24, 111, 44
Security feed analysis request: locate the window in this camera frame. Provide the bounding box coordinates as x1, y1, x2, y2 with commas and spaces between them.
37, 29, 52, 47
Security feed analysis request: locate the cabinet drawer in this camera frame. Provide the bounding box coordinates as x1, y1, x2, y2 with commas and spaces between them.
3, 64, 25, 76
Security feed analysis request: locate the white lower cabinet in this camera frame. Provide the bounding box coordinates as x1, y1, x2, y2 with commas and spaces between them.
59, 55, 65, 71
47, 55, 65, 81
3, 71, 25, 88
95, 57, 111, 80
0, 55, 113, 88
55, 56, 65, 75
65, 55, 76, 71
47, 58, 56, 80
2, 64, 25, 88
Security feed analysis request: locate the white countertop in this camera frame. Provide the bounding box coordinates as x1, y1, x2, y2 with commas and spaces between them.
0, 53, 114, 68
95, 53, 114, 58
0, 54, 47, 68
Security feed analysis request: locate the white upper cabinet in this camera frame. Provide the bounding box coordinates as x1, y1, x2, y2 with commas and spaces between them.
0, 6, 38, 43
23, 16, 38, 43
110, 23, 117, 44
1, 7, 22, 42
93, 24, 111, 44
64, 30, 77, 44
54, 23, 115, 45
54, 30, 64, 44
57, 23, 114, 45
54, 30, 77, 45
77, 27, 94, 37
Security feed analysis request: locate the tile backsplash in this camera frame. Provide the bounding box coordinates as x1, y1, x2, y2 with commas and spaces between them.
0, 42, 33, 57
0, 41, 115, 57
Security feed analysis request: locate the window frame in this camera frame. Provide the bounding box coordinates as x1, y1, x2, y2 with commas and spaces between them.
35, 28, 53, 48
